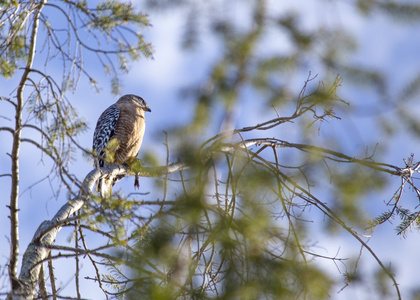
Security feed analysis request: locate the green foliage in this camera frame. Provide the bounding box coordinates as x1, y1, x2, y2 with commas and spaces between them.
278, 13, 314, 51
0, 0, 153, 92
357, 1, 420, 22
367, 155, 420, 236
122, 141, 340, 299
0, 58, 15, 78
374, 265, 395, 298
90, 0, 150, 31
0, 2, 29, 78
328, 166, 386, 232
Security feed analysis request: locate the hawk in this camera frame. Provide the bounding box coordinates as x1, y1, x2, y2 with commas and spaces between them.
92, 94, 151, 196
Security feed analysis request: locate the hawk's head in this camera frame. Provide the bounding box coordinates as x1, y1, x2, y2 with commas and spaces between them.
125, 94, 151, 112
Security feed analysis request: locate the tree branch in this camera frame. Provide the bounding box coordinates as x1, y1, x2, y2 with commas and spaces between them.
8, 161, 187, 299
9, 0, 46, 292
8, 135, 413, 298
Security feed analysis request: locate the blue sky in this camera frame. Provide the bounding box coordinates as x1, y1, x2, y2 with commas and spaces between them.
1, 0, 420, 298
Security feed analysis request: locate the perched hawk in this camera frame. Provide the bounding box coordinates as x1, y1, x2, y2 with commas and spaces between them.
92, 94, 151, 196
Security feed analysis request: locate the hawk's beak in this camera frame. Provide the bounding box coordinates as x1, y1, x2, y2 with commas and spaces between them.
145, 106, 151, 112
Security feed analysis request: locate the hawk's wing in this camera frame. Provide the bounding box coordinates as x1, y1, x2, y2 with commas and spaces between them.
92, 104, 120, 167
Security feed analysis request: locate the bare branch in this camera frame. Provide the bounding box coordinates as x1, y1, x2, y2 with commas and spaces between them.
0, 127, 14, 134
9, 0, 46, 292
